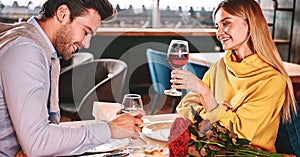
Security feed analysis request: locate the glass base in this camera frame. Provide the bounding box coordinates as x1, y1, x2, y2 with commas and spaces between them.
164, 89, 182, 97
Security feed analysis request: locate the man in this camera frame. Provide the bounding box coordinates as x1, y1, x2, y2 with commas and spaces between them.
0, 0, 144, 156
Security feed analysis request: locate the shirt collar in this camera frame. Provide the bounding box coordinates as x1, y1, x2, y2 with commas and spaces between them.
27, 16, 57, 59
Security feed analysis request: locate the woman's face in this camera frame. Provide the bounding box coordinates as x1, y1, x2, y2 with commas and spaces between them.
215, 8, 250, 52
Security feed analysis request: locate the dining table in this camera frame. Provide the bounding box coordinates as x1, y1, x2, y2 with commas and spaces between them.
61, 113, 178, 157
189, 52, 300, 83
60, 113, 297, 157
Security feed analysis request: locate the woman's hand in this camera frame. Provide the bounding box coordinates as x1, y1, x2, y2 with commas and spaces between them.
171, 69, 218, 112
171, 69, 202, 94
108, 110, 146, 139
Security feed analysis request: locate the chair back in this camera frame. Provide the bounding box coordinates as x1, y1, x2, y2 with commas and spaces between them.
276, 101, 300, 156
146, 49, 209, 114
146, 48, 209, 94
77, 59, 127, 120
146, 48, 172, 94
182, 62, 209, 80
59, 59, 127, 120
60, 52, 94, 74
59, 59, 98, 107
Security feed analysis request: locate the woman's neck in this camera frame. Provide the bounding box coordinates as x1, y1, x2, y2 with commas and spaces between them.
232, 47, 253, 62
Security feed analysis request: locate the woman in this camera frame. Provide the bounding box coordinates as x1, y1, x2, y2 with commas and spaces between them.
173, 0, 297, 152
0, 0, 144, 156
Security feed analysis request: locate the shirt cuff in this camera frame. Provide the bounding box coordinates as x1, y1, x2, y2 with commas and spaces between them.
85, 122, 111, 144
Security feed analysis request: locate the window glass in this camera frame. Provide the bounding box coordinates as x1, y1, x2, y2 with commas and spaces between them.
0, 0, 222, 28
107, 0, 222, 28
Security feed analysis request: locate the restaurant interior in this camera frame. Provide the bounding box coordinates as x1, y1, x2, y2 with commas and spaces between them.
1, 0, 300, 156
58, 1, 300, 155
68, 0, 300, 116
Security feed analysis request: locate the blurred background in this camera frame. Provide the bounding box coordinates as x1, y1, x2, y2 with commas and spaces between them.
1, 0, 299, 114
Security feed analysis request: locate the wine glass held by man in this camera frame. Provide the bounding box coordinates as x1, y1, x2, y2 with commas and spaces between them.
119, 94, 145, 151
121, 94, 144, 113
173, 0, 297, 153
0, 0, 145, 156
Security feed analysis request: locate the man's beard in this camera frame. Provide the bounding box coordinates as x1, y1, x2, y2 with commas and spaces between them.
55, 24, 73, 60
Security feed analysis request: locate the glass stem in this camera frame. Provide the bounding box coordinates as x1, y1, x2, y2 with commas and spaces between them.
171, 68, 180, 92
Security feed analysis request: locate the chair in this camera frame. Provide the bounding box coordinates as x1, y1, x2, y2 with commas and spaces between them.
59, 59, 127, 120
275, 101, 300, 156
146, 48, 209, 114
60, 52, 94, 74
183, 62, 209, 80
146, 48, 175, 114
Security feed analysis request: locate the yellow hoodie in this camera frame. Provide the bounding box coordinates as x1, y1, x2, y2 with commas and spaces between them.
176, 50, 286, 152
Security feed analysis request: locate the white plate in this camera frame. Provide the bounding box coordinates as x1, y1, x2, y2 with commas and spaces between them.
85, 138, 130, 153
142, 121, 173, 142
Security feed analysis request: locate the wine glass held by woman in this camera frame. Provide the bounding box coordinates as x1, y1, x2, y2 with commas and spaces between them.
164, 39, 189, 97
174, 0, 297, 153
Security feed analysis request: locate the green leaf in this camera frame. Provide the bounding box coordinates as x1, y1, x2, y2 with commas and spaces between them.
195, 142, 204, 151
188, 125, 200, 138
226, 141, 235, 150
235, 138, 251, 146
190, 106, 202, 126
218, 133, 229, 142
206, 147, 215, 157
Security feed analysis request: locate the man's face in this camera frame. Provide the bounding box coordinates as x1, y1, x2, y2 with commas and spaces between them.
55, 8, 101, 60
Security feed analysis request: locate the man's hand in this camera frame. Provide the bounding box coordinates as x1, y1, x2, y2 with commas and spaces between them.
108, 110, 146, 139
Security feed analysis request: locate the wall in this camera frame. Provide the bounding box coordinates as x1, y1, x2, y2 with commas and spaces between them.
80, 34, 220, 94
261, 0, 299, 62
79, 0, 300, 94
292, 0, 300, 63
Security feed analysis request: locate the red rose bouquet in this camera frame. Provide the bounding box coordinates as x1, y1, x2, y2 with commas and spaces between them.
168, 107, 283, 157
168, 117, 192, 157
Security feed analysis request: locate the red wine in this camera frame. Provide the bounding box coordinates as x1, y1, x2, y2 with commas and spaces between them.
167, 52, 189, 69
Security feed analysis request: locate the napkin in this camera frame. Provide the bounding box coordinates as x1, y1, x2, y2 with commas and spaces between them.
92, 102, 121, 121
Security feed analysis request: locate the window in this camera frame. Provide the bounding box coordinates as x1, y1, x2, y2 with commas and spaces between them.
106, 0, 222, 28
0, 0, 222, 28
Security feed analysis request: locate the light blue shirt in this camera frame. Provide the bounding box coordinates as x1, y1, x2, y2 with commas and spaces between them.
0, 17, 111, 156
27, 17, 57, 59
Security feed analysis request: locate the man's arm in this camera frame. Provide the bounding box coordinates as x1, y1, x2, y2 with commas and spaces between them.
0, 38, 110, 156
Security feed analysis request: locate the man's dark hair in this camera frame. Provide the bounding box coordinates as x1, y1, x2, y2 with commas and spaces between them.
38, 0, 115, 22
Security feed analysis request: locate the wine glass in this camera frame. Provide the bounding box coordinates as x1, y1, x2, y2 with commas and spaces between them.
121, 94, 143, 113
121, 94, 144, 151
164, 39, 189, 97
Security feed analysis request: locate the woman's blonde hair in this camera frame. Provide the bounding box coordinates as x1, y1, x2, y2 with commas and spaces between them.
213, 0, 297, 123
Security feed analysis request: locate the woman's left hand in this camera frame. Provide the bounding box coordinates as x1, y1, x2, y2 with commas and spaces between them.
171, 69, 218, 112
